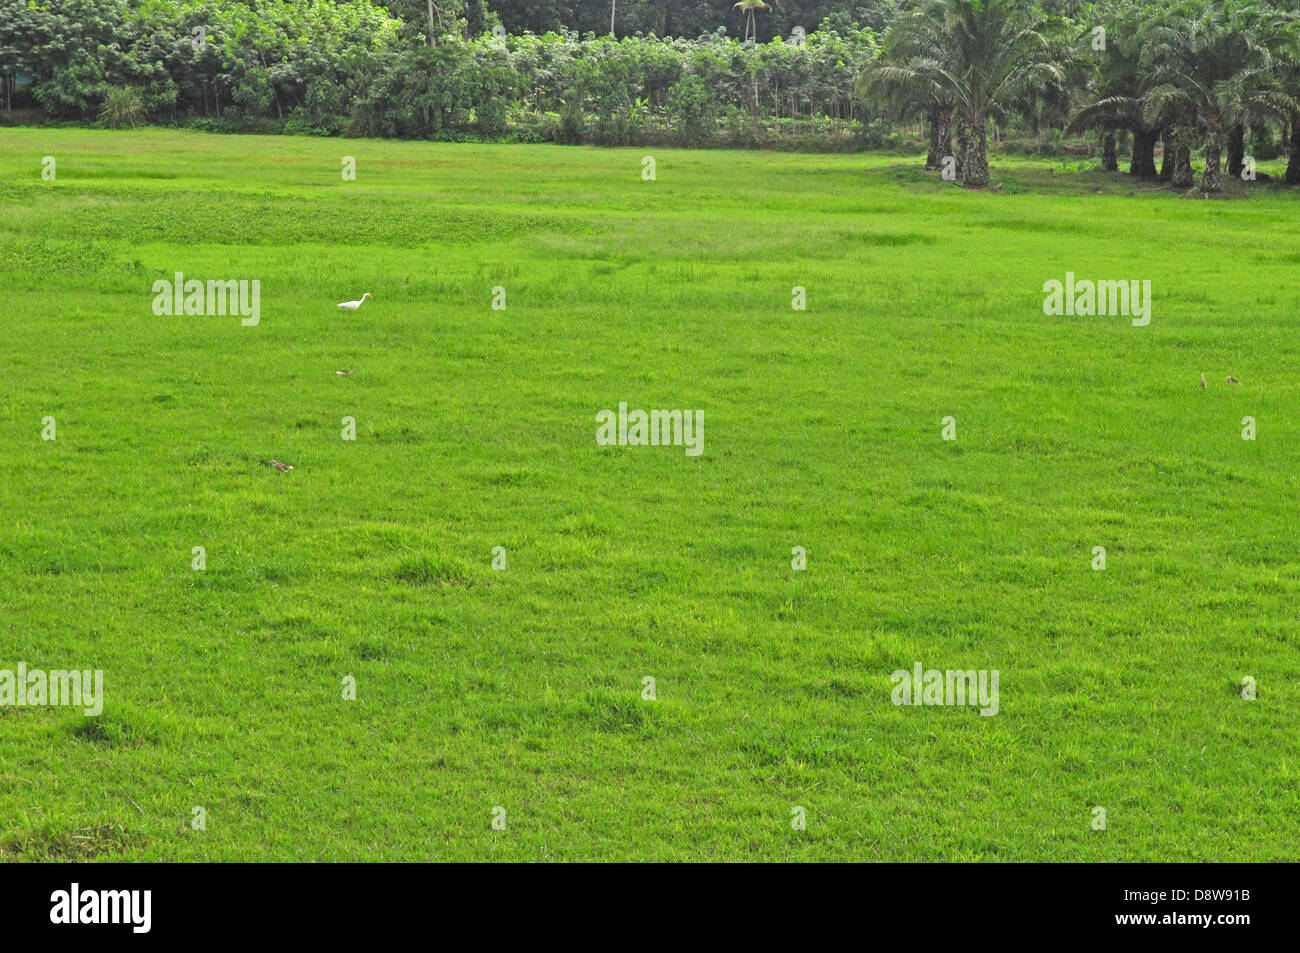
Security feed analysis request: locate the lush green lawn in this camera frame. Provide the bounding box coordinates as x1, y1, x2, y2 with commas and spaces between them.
1, 128, 1298, 861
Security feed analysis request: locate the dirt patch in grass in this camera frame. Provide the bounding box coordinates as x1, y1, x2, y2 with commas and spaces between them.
1, 823, 141, 861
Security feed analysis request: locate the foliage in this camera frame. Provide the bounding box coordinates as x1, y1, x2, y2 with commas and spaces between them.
98, 85, 146, 128
4, 0, 1300, 176
0, 1, 878, 146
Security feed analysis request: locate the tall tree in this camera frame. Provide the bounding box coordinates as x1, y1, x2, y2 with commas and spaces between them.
865, 0, 1068, 187
1068, 3, 1166, 178
1142, 0, 1298, 193
858, 54, 956, 168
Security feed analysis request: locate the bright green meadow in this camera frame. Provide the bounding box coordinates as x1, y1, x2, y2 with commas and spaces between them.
1, 128, 1298, 861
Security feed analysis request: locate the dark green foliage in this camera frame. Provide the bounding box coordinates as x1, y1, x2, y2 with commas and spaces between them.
5, 0, 1300, 166
0, 1, 879, 147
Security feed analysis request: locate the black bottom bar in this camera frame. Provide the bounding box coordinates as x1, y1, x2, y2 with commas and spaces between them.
0, 862, 1282, 940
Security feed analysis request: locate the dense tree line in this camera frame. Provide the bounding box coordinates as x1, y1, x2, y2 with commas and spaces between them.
0, 1, 403, 124
398, 0, 904, 44
4, 0, 1300, 191
0, 0, 879, 147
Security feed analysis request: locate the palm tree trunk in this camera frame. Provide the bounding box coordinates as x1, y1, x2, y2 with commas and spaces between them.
938, 109, 953, 164
1102, 128, 1117, 172
1129, 128, 1157, 178
1172, 140, 1193, 188
1287, 117, 1300, 186
1199, 126, 1224, 194
962, 117, 989, 187
1227, 123, 1245, 179
925, 109, 952, 168
1158, 130, 1172, 181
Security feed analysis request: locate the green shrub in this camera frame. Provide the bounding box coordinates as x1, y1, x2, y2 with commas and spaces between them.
98, 87, 146, 129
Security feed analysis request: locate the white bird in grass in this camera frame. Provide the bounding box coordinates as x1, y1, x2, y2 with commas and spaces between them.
338, 293, 371, 311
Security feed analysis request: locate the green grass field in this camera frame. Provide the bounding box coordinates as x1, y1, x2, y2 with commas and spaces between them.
2, 127, 1298, 861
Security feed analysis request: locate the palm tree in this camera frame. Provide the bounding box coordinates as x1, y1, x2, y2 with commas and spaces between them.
1068, 4, 1166, 179
1142, 0, 1298, 194
864, 0, 1068, 187
858, 65, 956, 169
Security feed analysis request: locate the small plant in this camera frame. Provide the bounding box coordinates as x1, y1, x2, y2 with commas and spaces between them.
98, 87, 145, 128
